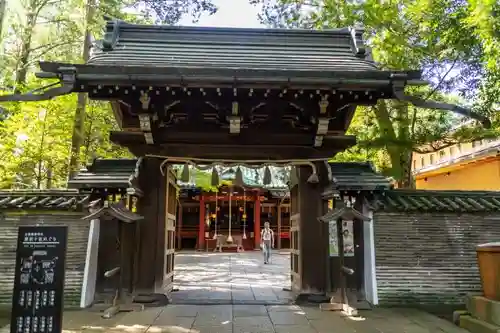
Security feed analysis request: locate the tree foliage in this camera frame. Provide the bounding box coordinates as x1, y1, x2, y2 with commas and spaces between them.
0, 0, 498, 189
252, 0, 499, 186
0, 0, 219, 189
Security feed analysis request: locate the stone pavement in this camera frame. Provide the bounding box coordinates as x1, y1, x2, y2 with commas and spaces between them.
3, 304, 470, 333
170, 251, 292, 304
0, 251, 471, 332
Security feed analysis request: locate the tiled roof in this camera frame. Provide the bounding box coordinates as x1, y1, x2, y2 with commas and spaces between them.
319, 204, 370, 222
91, 21, 376, 73
38, 19, 422, 88
0, 190, 89, 211
371, 189, 500, 213
82, 201, 143, 223
269, 189, 289, 198
68, 158, 139, 190
323, 162, 392, 196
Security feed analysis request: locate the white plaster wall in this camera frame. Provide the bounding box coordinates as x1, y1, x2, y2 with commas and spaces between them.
80, 219, 100, 308
362, 205, 378, 305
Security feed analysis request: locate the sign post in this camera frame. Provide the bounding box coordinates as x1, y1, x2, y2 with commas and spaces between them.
10, 226, 68, 333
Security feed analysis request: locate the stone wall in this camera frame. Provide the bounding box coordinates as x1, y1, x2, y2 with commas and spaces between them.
373, 211, 500, 305
0, 212, 89, 307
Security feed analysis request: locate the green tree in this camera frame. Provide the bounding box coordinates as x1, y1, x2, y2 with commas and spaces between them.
0, 0, 221, 187
81, 100, 132, 162
0, 96, 74, 188
252, 0, 499, 187
465, 0, 500, 115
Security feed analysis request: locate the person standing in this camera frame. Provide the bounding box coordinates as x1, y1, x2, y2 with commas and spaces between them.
261, 222, 275, 264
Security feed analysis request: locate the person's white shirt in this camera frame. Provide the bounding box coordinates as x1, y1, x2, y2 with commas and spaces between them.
261, 228, 273, 241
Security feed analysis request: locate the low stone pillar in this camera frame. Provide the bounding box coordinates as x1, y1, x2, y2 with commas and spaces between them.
476, 242, 500, 301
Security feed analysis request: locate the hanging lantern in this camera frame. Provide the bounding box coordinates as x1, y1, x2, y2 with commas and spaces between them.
181, 163, 190, 182
211, 167, 219, 186
235, 166, 244, 186
211, 213, 216, 219
307, 169, 319, 183
263, 166, 272, 185
213, 191, 219, 239
227, 187, 233, 243
205, 203, 211, 227
242, 189, 247, 239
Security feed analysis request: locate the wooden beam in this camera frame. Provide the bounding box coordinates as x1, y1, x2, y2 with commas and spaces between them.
126, 144, 352, 161
112, 129, 355, 145
111, 132, 356, 161
163, 143, 350, 159
277, 205, 282, 249
153, 131, 320, 146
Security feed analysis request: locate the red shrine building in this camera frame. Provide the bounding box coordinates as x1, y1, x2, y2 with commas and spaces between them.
177, 170, 290, 251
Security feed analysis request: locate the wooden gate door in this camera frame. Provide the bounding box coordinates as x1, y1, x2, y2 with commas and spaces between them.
289, 186, 301, 293
163, 168, 178, 293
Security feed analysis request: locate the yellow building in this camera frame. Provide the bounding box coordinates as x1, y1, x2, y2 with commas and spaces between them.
412, 139, 500, 191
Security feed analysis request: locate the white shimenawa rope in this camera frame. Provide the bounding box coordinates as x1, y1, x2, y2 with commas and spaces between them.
149, 154, 325, 177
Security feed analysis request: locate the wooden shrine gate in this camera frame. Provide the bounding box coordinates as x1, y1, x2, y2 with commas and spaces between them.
1, 18, 491, 309
66, 158, 179, 311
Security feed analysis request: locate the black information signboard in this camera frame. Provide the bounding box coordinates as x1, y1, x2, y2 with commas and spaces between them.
10, 226, 68, 333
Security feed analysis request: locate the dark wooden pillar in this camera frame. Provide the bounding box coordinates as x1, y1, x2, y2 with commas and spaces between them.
136, 157, 167, 293
254, 194, 261, 249
277, 205, 282, 249
296, 164, 328, 295
198, 194, 205, 250
177, 203, 183, 250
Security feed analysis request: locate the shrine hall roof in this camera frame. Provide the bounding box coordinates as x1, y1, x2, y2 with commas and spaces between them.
68, 158, 139, 190
0, 190, 89, 211
371, 189, 500, 213
37, 19, 424, 88
323, 162, 392, 196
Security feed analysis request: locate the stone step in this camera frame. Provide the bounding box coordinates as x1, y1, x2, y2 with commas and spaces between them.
467, 295, 500, 326
460, 315, 500, 333
453, 310, 469, 326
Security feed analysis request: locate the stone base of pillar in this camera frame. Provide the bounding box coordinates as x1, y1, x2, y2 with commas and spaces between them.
294, 292, 330, 305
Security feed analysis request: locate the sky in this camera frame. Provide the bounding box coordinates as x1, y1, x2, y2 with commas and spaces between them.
178, 0, 264, 28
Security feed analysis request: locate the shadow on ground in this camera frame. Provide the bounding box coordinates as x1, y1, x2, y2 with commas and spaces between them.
170, 251, 292, 305
1, 304, 470, 333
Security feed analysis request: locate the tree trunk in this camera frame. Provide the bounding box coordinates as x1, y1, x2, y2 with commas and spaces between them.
373, 101, 415, 188
46, 167, 52, 189
68, 0, 94, 179
394, 102, 414, 188
35, 108, 48, 189
14, 1, 37, 92
389, 149, 414, 189
0, 0, 6, 40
